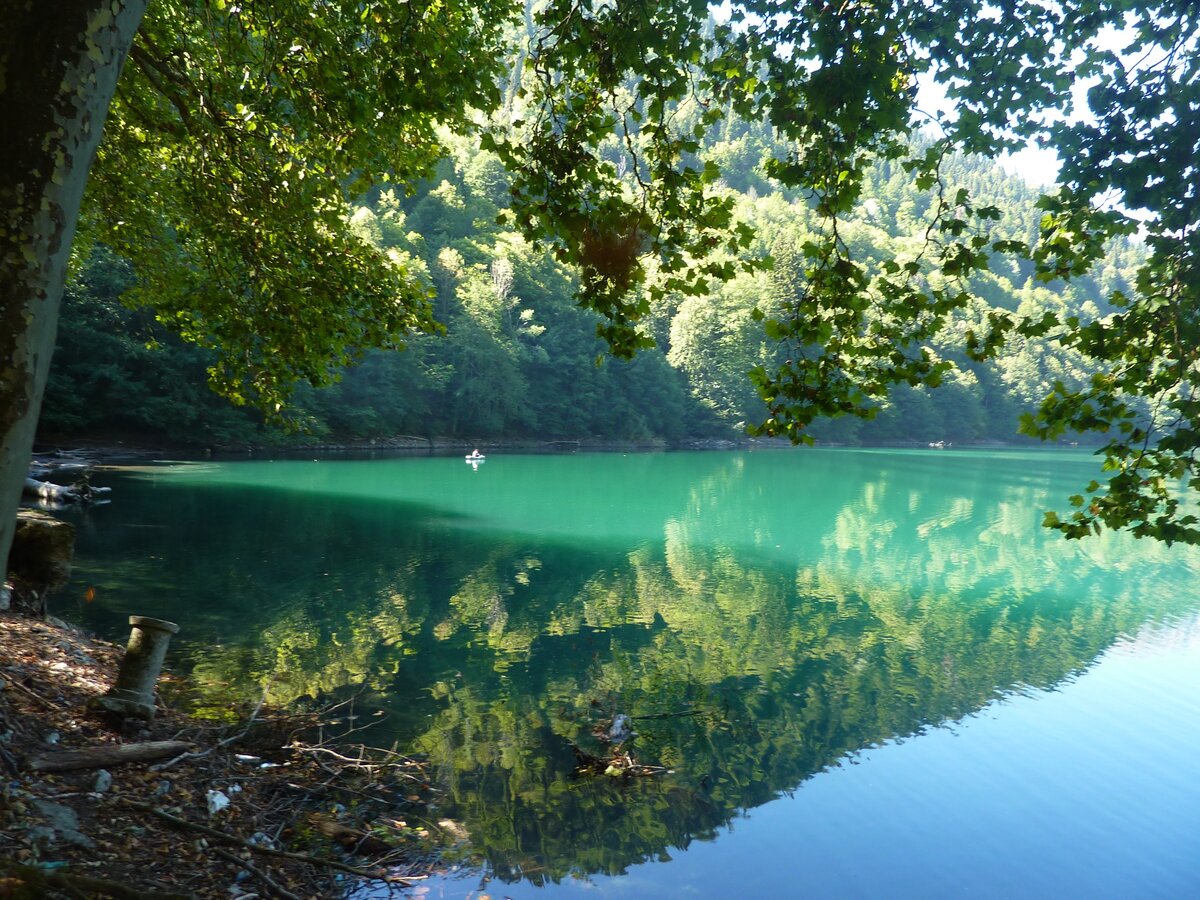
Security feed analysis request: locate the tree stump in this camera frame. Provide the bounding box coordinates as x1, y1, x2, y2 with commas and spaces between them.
92, 616, 180, 720
6, 510, 75, 617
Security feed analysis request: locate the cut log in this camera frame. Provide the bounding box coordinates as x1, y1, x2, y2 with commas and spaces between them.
26, 740, 193, 773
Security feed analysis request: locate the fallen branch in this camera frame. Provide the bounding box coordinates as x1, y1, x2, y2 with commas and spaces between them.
631, 708, 703, 720
5, 676, 61, 711
23, 477, 77, 502
148, 748, 211, 772
27, 740, 194, 773
152, 693, 267, 771
117, 798, 425, 884
210, 846, 302, 900
0, 860, 191, 899
291, 743, 424, 781
22, 476, 111, 503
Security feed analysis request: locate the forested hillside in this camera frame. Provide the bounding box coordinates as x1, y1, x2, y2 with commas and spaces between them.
40, 128, 1143, 448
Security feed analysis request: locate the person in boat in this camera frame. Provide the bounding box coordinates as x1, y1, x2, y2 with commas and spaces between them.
470, 448, 482, 459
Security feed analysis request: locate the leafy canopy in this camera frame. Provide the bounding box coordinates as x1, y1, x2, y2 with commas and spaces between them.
489, 0, 1199, 541
88, 0, 1199, 542
87, 0, 514, 409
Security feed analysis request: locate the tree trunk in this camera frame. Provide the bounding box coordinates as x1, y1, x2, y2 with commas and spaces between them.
0, 0, 147, 578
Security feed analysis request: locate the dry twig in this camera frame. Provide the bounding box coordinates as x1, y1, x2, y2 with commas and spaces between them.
5, 676, 60, 711
153, 694, 268, 771
290, 744, 424, 781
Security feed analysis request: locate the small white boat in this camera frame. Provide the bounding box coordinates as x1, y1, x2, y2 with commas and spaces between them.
465, 454, 486, 464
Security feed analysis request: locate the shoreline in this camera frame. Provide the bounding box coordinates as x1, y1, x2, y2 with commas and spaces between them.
35, 432, 759, 457
30, 433, 1085, 472
29, 435, 772, 472
0, 609, 456, 897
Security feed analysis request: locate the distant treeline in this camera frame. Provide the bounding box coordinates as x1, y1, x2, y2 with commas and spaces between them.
41, 125, 1144, 448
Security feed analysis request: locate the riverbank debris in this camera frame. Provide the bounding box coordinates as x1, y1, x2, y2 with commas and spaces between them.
572, 745, 671, 778
571, 710, 671, 778
0, 611, 459, 897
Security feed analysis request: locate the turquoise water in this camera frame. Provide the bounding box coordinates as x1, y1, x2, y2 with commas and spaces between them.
62, 449, 1200, 897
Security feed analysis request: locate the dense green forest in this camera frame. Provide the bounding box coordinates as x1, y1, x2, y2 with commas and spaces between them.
41, 129, 1144, 448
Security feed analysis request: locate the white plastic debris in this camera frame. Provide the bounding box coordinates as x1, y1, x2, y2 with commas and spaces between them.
206, 789, 231, 816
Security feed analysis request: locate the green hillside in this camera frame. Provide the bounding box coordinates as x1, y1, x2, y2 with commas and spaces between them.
41, 130, 1143, 448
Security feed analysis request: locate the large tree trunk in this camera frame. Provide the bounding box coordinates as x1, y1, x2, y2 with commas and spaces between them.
0, 0, 147, 577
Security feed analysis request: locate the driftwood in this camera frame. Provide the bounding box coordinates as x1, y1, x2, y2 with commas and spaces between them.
26, 740, 194, 773
22, 475, 111, 504
23, 476, 78, 501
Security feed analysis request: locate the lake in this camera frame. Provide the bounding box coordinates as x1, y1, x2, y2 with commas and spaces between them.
62, 448, 1200, 898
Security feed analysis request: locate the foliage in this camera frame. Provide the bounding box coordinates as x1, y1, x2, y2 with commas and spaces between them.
39, 0, 1200, 540
485, 0, 1199, 541
80, 0, 515, 411
47, 138, 1140, 449
41, 249, 262, 445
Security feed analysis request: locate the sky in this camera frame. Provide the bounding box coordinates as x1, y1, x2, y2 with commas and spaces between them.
911, 19, 1155, 191
997, 145, 1062, 188
914, 72, 1066, 189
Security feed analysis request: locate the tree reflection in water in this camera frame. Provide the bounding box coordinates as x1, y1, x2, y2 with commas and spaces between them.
66, 451, 1200, 883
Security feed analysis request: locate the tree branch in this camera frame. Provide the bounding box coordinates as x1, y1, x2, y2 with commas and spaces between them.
116, 798, 425, 884
128, 42, 198, 135
209, 846, 302, 900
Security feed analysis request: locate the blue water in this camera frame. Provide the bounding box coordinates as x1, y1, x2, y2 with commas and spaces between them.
63, 448, 1200, 897
419, 622, 1200, 899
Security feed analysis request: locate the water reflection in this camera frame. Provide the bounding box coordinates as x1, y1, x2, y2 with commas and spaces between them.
65, 450, 1200, 884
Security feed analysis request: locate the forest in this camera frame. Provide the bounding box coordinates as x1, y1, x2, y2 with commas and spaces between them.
39, 131, 1145, 449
